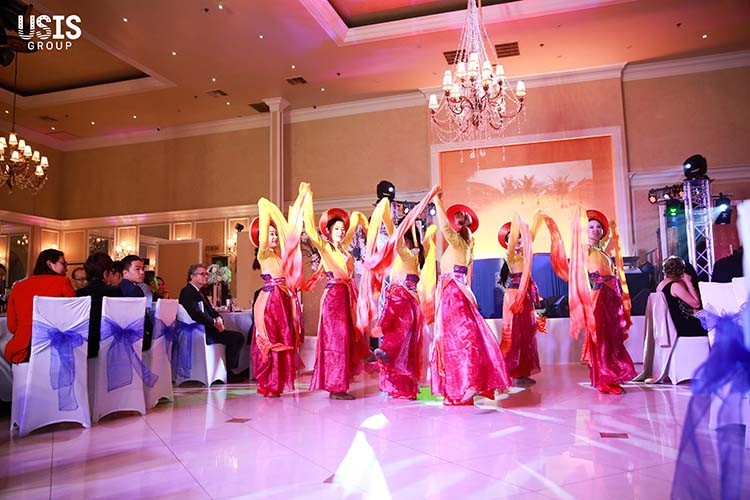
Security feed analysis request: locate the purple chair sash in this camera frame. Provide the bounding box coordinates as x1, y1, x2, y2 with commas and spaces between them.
31, 319, 88, 411
173, 320, 203, 379
153, 317, 178, 356
101, 317, 158, 391
671, 304, 749, 500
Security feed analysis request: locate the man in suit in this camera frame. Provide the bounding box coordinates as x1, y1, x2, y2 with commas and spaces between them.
118, 254, 153, 350
76, 252, 123, 358
178, 263, 245, 377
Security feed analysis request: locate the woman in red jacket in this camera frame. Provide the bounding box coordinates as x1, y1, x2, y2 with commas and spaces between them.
5, 249, 76, 363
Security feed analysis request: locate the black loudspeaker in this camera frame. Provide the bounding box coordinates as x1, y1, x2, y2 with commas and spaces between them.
630, 288, 651, 316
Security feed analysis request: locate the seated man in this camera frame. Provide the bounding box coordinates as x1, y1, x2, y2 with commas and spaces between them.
76, 252, 123, 358
70, 266, 88, 291
109, 260, 124, 287
118, 255, 153, 350
179, 263, 244, 377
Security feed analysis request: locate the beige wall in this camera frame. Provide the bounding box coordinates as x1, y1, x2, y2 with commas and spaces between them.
284, 106, 430, 201
59, 127, 269, 219
624, 67, 750, 172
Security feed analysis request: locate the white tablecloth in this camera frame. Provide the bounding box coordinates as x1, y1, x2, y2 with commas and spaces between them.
221, 311, 253, 375
486, 316, 644, 365
0, 317, 11, 401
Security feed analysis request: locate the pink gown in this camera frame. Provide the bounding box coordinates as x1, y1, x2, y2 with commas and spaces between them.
502, 273, 541, 379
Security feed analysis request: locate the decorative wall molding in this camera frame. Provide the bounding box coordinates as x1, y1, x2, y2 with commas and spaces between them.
629, 164, 750, 189
623, 50, 750, 82
287, 92, 426, 124
299, 0, 637, 46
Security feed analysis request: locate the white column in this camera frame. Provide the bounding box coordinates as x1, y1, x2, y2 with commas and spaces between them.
262, 97, 289, 206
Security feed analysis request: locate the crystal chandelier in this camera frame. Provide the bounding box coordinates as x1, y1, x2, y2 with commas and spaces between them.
1, 58, 49, 194
428, 0, 527, 147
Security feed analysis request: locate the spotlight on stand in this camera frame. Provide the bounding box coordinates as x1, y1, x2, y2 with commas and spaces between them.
683, 154, 708, 180
376, 180, 396, 201
665, 199, 683, 228
714, 193, 732, 225
235, 223, 244, 232
648, 190, 658, 204
428, 203, 437, 217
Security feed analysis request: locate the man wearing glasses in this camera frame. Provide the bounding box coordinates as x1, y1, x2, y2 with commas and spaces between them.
70, 267, 87, 291
179, 263, 245, 380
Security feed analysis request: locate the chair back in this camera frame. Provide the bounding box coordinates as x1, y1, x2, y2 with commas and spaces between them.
731, 277, 748, 307
90, 297, 151, 422
153, 298, 179, 350
144, 298, 179, 408
11, 296, 92, 436
699, 282, 740, 314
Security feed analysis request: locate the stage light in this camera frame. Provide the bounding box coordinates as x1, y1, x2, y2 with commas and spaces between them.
428, 203, 437, 217
376, 180, 396, 201
715, 193, 732, 225
683, 154, 708, 179
665, 199, 683, 228
663, 192, 671, 200
648, 190, 658, 204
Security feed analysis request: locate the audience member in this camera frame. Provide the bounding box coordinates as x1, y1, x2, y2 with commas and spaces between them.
118, 255, 153, 350
656, 256, 707, 337
109, 260, 124, 287
70, 266, 88, 291
711, 246, 743, 283
154, 276, 171, 300
179, 263, 245, 378
4, 249, 76, 363
76, 252, 123, 358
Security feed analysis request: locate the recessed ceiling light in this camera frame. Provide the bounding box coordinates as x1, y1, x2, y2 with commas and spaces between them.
218, 1, 224, 10
51, 126, 56, 131
90, 121, 95, 125
320, 87, 325, 92
226, 101, 231, 106
258, 34, 264, 39
171, 51, 177, 56
3, 110, 8, 114
291, 64, 296, 69
211, 77, 216, 82
123, 17, 128, 22
132, 115, 137, 119
702, 34, 708, 39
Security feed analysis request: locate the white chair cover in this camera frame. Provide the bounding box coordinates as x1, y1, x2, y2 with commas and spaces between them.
731, 277, 748, 307
173, 305, 226, 386
699, 282, 740, 346
634, 292, 679, 383
666, 336, 711, 385
89, 297, 151, 423
143, 298, 178, 408
11, 296, 92, 437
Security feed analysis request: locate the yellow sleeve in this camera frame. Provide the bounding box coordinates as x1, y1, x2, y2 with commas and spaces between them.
434, 197, 465, 249
258, 198, 290, 254
302, 191, 324, 251
343, 211, 368, 248
366, 199, 392, 255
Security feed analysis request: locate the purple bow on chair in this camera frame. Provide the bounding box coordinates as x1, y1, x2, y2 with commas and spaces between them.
153, 317, 178, 356
31, 319, 88, 411
101, 317, 159, 391
172, 321, 203, 379
671, 304, 749, 500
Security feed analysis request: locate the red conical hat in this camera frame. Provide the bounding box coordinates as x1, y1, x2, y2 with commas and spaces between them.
497, 221, 512, 249
446, 204, 479, 233
250, 217, 277, 247
586, 209, 610, 237
318, 208, 350, 239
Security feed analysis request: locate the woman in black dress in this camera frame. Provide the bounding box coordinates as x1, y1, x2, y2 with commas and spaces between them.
656, 256, 707, 337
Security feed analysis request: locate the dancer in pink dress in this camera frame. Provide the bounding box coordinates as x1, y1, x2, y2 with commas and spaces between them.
568, 207, 636, 394
250, 186, 308, 397
359, 187, 438, 399
430, 190, 510, 405
302, 189, 370, 400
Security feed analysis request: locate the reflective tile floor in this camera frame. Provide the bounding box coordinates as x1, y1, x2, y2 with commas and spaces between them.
0, 364, 704, 499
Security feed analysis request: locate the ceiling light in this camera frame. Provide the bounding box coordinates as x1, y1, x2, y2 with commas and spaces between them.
122, 17, 128, 22
428, 0, 526, 147
50, 126, 56, 130
218, 1, 224, 10
3, 110, 8, 114
211, 77, 216, 82
226, 101, 230, 106
702, 34, 708, 39
291, 64, 296, 69
320, 87, 325, 92
171, 51, 177, 56
132, 115, 137, 119
258, 34, 264, 39
90, 121, 95, 125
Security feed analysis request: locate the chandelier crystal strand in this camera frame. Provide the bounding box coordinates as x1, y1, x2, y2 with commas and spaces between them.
428, 0, 526, 147
0, 57, 49, 194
